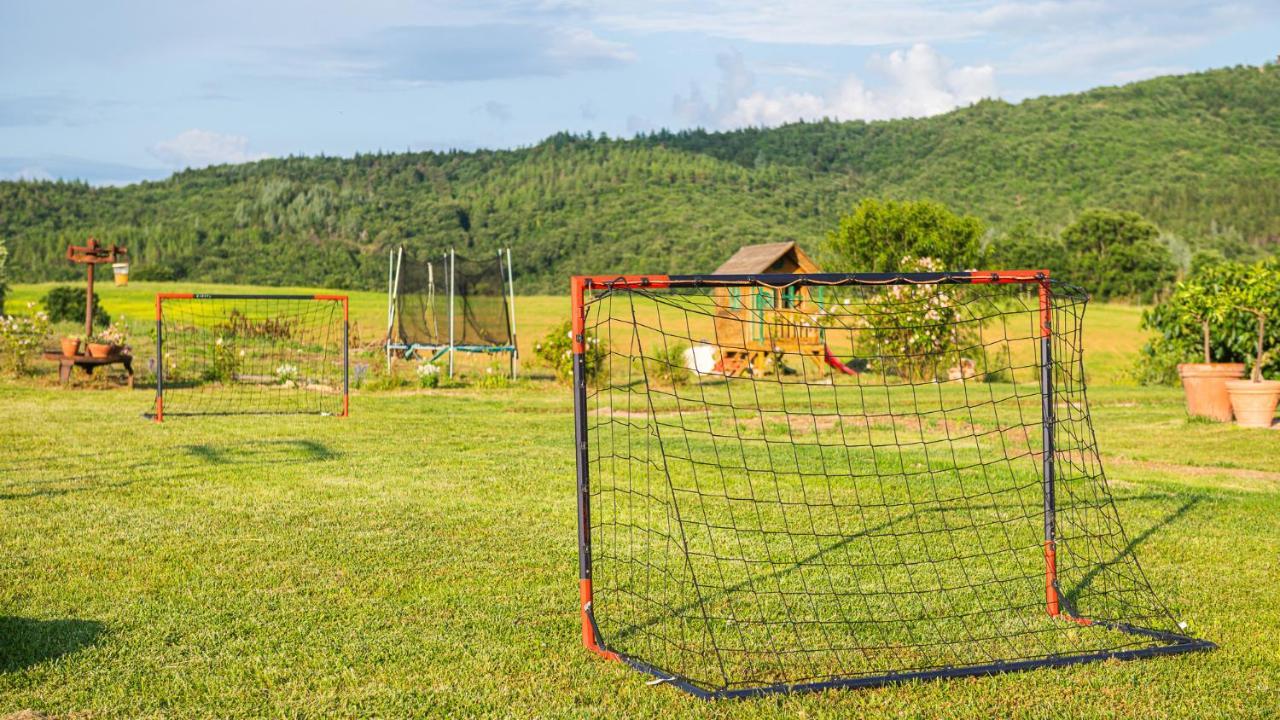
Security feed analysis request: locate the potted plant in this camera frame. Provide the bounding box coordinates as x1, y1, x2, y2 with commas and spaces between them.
1225, 261, 1280, 428
60, 335, 82, 357
100, 321, 128, 355
86, 332, 114, 358
1171, 274, 1244, 421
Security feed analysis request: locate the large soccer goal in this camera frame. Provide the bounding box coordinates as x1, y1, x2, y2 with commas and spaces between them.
570, 271, 1213, 698
386, 247, 518, 377
152, 293, 349, 420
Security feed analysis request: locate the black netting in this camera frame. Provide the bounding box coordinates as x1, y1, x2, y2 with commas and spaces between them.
394, 252, 447, 348
394, 251, 512, 350
576, 276, 1210, 697
157, 296, 347, 417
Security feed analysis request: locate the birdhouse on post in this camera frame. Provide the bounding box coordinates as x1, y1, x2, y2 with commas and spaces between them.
66, 237, 126, 341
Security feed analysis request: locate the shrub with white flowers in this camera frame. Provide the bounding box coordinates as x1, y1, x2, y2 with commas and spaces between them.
275, 363, 300, 384
416, 361, 441, 388
205, 336, 242, 382
535, 320, 606, 382
0, 304, 51, 375
849, 256, 975, 382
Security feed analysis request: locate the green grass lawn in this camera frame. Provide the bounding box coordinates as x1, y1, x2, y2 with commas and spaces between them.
1, 378, 1277, 718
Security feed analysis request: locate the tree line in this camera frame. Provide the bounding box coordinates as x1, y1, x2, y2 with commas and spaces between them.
1, 64, 1278, 295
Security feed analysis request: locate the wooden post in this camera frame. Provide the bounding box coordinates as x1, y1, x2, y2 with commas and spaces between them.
66, 237, 126, 342
85, 257, 95, 340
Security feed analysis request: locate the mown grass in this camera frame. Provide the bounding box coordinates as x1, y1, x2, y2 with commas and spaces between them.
1, 377, 1278, 717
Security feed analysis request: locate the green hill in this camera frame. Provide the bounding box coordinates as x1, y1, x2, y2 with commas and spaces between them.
3, 64, 1279, 293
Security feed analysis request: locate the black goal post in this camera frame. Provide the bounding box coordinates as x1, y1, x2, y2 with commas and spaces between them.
571, 271, 1213, 699
152, 293, 349, 420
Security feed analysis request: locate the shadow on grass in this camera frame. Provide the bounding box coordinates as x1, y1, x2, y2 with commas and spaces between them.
0, 617, 105, 672
182, 439, 337, 464
0, 439, 340, 501
1064, 495, 1203, 606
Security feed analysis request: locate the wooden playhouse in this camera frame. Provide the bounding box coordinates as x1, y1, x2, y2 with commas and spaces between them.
711, 242, 854, 378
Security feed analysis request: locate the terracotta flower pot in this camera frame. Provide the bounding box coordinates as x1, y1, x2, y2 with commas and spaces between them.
60, 336, 81, 357
1225, 379, 1280, 429
87, 342, 113, 359
1178, 363, 1246, 422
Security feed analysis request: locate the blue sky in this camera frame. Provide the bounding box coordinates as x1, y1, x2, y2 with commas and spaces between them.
2, 1, 1277, 185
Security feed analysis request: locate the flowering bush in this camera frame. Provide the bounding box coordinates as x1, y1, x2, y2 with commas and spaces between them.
535, 321, 606, 382
275, 363, 299, 384
0, 304, 51, 374
204, 336, 242, 382
850, 256, 975, 382
416, 361, 441, 388
98, 320, 129, 346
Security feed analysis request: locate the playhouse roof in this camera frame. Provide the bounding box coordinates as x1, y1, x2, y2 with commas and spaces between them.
712, 242, 820, 275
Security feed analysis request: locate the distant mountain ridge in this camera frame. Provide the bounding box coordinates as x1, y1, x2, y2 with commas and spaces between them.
3, 64, 1278, 293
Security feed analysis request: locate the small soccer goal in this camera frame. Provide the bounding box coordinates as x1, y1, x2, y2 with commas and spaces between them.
152, 293, 349, 420
570, 271, 1213, 698
386, 247, 518, 377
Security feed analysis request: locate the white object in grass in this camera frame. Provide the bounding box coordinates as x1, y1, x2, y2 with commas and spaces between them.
684, 344, 718, 375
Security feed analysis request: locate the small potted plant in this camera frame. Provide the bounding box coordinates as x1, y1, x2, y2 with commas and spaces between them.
100, 321, 128, 355
1171, 273, 1245, 421
1225, 261, 1280, 428
86, 332, 115, 358
60, 335, 82, 357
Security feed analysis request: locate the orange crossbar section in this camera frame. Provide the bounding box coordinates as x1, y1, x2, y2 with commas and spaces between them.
155, 292, 195, 300
968, 269, 1048, 284
312, 294, 348, 301
579, 274, 671, 290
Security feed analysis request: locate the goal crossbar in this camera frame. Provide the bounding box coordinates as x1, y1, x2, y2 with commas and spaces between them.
571, 271, 1213, 698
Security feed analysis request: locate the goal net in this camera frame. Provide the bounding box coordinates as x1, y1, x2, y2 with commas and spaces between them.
154, 294, 348, 420
571, 272, 1212, 698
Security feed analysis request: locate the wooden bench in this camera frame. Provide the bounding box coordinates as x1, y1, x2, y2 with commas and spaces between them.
42, 351, 135, 389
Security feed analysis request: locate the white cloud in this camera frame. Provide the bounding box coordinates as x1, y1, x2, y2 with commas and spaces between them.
273, 24, 635, 84
680, 44, 996, 129
5, 165, 55, 181
594, 0, 1101, 46
150, 129, 269, 169
475, 100, 513, 123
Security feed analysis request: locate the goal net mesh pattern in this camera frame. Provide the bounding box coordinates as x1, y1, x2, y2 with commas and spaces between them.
575, 275, 1209, 697
156, 295, 347, 418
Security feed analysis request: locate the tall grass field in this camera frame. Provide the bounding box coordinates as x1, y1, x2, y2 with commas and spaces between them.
1, 282, 1277, 718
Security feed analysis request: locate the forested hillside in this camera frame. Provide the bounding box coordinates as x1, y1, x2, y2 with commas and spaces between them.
3, 64, 1278, 293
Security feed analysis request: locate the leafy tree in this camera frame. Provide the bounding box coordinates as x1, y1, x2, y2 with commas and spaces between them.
42, 286, 110, 326
1059, 209, 1175, 301
1138, 261, 1280, 384
1228, 259, 1280, 382
988, 220, 1066, 272
825, 199, 985, 272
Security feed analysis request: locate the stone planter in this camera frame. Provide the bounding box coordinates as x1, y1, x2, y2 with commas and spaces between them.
1177, 363, 1246, 422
